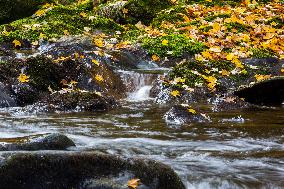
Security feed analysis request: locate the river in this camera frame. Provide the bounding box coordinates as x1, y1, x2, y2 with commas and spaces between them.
0, 67, 283, 189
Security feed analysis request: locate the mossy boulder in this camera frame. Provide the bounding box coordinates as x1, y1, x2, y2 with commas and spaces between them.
0, 0, 76, 24
97, 0, 173, 25
0, 52, 124, 111
0, 1, 123, 43
0, 151, 185, 189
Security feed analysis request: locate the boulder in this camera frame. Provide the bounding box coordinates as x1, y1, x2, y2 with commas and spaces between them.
164, 105, 211, 125
45, 91, 117, 112
0, 53, 125, 111
0, 151, 185, 189
96, 0, 173, 25
234, 76, 284, 106
0, 133, 75, 151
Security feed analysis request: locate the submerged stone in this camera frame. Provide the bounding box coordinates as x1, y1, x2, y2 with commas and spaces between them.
0, 133, 75, 151
0, 151, 185, 189
234, 76, 284, 106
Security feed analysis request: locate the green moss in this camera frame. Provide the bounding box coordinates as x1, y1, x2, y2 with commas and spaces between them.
169, 60, 234, 88
251, 48, 276, 59
225, 22, 250, 32
0, 0, 76, 24
142, 34, 205, 58
123, 0, 173, 25
0, 1, 123, 43
151, 5, 188, 28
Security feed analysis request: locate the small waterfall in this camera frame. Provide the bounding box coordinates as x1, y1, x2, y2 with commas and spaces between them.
117, 70, 156, 101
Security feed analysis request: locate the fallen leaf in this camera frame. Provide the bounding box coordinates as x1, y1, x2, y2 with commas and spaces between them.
127, 179, 140, 189
171, 90, 180, 97
12, 40, 21, 47
95, 74, 104, 82
92, 59, 100, 66
18, 73, 30, 83
188, 108, 197, 114
152, 54, 160, 62
254, 74, 271, 81
162, 39, 168, 46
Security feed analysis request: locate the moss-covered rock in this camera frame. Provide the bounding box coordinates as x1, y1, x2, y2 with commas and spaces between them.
0, 50, 125, 110
0, 0, 76, 24
0, 1, 123, 43
96, 0, 173, 25
0, 151, 185, 189
142, 34, 205, 58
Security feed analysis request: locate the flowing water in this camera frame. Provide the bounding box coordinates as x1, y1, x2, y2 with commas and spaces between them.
0, 51, 284, 188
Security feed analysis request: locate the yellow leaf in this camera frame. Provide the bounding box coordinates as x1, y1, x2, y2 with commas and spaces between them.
80, 12, 87, 17
31, 41, 39, 46
92, 59, 100, 66
122, 8, 128, 14
39, 33, 46, 39
35, 9, 46, 17
226, 53, 235, 61
195, 54, 204, 61
254, 74, 271, 82
63, 30, 70, 35
127, 179, 140, 189
18, 73, 30, 83
221, 69, 230, 76
152, 54, 160, 62
188, 108, 197, 114
263, 33, 275, 40
70, 80, 78, 86
241, 34, 250, 42
162, 39, 168, 46
95, 74, 104, 82
202, 75, 217, 90
93, 38, 104, 48
201, 51, 213, 60
212, 23, 221, 32
281, 69, 284, 73
171, 90, 180, 97
12, 40, 21, 47
232, 58, 244, 69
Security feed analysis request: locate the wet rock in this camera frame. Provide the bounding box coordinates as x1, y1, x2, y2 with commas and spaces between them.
211, 94, 251, 112
45, 91, 117, 112
234, 76, 284, 106
164, 105, 211, 125
0, 53, 125, 110
0, 82, 16, 107
0, 133, 75, 151
11, 82, 40, 106
108, 47, 159, 70
0, 151, 185, 189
